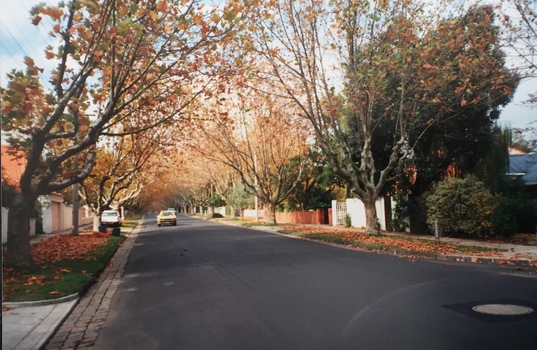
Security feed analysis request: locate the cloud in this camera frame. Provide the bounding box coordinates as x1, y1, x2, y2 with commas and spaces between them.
0, 0, 52, 73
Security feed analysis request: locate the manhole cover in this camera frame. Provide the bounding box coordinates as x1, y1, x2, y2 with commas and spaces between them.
472, 304, 534, 316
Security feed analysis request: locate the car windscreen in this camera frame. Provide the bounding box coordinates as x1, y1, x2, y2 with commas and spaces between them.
103, 212, 118, 216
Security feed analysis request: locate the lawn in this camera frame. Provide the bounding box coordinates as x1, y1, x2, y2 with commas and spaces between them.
3, 231, 127, 303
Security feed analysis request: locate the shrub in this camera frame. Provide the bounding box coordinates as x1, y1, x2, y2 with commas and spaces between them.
344, 213, 352, 227
426, 176, 498, 238
212, 213, 224, 219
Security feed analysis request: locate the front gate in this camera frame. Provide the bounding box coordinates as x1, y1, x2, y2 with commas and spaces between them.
336, 202, 347, 226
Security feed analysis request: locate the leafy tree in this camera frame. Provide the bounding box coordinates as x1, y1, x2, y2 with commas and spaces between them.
186, 156, 251, 218
250, 1, 516, 235
191, 83, 311, 223
121, 145, 189, 213
472, 126, 512, 191
280, 150, 340, 211
497, 0, 537, 106
80, 125, 166, 231
496, 1, 537, 152
511, 127, 537, 152
1, 0, 255, 267
228, 181, 255, 219
208, 193, 226, 208
398, 6, 519, 233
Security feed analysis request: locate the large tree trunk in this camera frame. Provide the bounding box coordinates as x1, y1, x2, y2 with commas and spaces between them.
6, 193, 34, 267
363, 194, 380, 236
265, 203, 277, 224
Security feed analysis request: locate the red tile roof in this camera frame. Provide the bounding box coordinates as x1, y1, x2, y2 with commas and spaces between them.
1, 144, 26, 188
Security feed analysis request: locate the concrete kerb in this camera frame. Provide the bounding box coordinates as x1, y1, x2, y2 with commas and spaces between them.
3, 293, 79, 308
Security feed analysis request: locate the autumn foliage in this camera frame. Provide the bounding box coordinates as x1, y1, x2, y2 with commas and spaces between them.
2, 233, 113, 267
30, 233, 112, 264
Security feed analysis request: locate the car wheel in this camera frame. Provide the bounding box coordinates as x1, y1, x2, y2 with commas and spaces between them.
158, 224, 161, 227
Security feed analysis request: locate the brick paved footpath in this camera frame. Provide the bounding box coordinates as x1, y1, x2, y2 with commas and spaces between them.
44, 224, 141, 350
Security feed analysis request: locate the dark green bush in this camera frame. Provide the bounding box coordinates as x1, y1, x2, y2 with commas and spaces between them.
212, 213, 224, 219
491, 196, 521, 236
490, 177, 535, 236
426, 176, 497, 237
391, 193, 410, 232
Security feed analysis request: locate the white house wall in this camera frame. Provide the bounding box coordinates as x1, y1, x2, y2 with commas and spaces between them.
42, 204, 53, 234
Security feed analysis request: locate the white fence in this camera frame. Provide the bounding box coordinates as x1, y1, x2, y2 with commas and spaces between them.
332, 197, 392, 230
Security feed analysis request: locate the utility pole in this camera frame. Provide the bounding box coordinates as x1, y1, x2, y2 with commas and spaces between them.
72, 182, 79, 235
71, 147, 80, 235
254, 154, 259, 223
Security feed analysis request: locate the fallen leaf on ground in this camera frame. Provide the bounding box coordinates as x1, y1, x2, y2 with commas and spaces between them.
30, 234, 110, 263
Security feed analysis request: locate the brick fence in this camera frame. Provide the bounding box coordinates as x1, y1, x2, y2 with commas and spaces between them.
275, 208, 332, 225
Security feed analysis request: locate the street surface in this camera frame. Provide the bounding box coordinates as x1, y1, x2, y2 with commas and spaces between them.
95, 215, 537, 350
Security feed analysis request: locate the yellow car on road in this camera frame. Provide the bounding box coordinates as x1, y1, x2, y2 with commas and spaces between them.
157, 210, 177, 227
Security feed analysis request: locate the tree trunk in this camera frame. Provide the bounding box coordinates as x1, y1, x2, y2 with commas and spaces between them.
230, 206, 237, 219
363, 195, 380, 236
6, 193, 34, 267
265, 203, 277, 224
93, 214, 101, 233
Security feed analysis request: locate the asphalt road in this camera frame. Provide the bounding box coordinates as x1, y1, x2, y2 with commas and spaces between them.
94, 215, 537, 350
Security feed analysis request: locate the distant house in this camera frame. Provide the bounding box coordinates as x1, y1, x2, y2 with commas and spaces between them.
1, 144, 93, 243
508, 152, 537, 197
1, 144, 25, 188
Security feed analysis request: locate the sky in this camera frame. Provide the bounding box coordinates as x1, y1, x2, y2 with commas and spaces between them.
0, 0, 535, 131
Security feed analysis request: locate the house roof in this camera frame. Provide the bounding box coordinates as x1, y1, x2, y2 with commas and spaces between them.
509, 153, 537, 185
1, 144, 26, 188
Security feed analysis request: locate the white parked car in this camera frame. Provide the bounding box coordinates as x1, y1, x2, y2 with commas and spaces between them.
167, 208, 177, 214
101, 210, 122, 227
